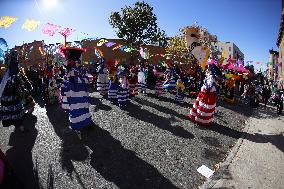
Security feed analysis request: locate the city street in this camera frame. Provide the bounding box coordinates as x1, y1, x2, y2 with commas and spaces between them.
0, 91, 251, 189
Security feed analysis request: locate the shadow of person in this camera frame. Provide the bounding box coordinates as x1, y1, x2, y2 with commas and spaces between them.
5, 114, 40, 189
146, 92, 178, 105
203, 123, 284, 153
82, 124, 179, 189
45, 105, 89, 188
134, 97, 189, 121
90, 97, 112, 112
125, 102, 194, 139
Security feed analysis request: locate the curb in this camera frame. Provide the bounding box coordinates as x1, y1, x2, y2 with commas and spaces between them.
199, 115, 253, 189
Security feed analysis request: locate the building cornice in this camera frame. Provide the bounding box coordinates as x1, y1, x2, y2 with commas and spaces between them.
277, 14, 284, 46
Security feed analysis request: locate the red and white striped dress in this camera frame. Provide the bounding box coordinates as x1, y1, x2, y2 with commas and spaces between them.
188, 75, 217, 126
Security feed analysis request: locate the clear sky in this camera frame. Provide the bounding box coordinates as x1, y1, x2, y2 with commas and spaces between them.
0, 0, 281, 69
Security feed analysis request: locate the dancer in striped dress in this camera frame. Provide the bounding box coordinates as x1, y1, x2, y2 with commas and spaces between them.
175, 79, 185, 103
128, 67, 138, 98
117, 69, 130, 108
163, 69, 176, 93
188, 67, 217, 126
61, 48, 92, 138
0, 51, 31, 132
108, 74, 119, 103
96, 59, 109, 96
155, 72, 164, 97
138, 68, 146, 94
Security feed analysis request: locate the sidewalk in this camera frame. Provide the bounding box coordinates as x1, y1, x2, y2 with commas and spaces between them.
201, 104, 284, 189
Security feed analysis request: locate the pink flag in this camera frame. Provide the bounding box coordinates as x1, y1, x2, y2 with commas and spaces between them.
59, 27, 75, 37
42, 23, 61, 36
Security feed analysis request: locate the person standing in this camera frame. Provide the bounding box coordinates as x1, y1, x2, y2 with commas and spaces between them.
0, 51, 32, 132
188, 65, 220, 126
61, 47, 93, 138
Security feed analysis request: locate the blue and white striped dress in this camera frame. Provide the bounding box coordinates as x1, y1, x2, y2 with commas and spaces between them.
164, 77, 176, 92
97, 67, 109, 94
117, 77, 130, 106
62, 69, 92, 130
108, 79, 118, 101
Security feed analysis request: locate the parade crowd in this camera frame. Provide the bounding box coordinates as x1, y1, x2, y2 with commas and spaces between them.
0, 48, 284, 188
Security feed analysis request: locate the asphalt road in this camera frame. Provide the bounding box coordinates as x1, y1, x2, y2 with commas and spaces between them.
0, 90, 252, 189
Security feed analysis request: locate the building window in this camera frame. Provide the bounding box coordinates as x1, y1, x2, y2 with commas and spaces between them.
229, 47, 231, 51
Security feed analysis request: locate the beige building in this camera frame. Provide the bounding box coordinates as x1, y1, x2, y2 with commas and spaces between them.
267, 49, 279, 81
214, 41, 244, 62
277, 0, 284, 86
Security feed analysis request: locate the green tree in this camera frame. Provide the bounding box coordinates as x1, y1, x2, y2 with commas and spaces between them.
109, 1, 167, 48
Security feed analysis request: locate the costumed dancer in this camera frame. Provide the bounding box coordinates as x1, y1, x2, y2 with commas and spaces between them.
128, 66, 138, 97
61, 47, 93, 138
138, 67, 146, 94
108, 71, 119, 104
188, 65, 220, 126
96, 58, 109, 96
163, 69, 176, 93
117, 66, 130, 108
155, 68, 164, 97
0, 51, 32, 132
43, 64, 53, 105
175, 79, 185, 103
48, 77, 59, 104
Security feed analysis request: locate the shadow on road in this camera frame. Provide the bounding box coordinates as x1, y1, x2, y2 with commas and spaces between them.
200, 122, 284, 153
134, 97, 189, 121
5, 114, 41, 189
45, 105, 89, 189
147, 93, 191, 108
83, 123, 179, 189
125, 102, 195, 139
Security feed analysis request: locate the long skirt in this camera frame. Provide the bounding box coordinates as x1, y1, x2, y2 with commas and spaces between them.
108, 82, 118, 102
0, 95, 25, 127
164, 79, 176, 92
138, 82, 146, 93
97, 74, 109, 95
188, 90, 216, 126
129, 82, 138, 97
155, 81, 164, 97
117, 86, 130, 106
175, 93, 184, 103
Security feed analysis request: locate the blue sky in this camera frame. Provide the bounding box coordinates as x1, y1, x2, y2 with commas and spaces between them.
0, 0, 282, 69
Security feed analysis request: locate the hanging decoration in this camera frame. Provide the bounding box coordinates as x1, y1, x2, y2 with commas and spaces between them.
97, 39, 108, 46
0, 16, 18, 29
22, 19, 40, 31
105, 41, 116, 47
94, 47, 103, 58
112, 44, 122, 50
42, 22, 61, 36
59, 27, 75, 38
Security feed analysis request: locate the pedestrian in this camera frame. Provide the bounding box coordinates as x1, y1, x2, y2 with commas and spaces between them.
61, 47, 93, 139
117, 66, 130, 108
128, 66, 138, 97
188, 65, 220, 126
138, 67, 146, 94
155, 71, 164, 97
276, 90, 283, 115
108, 73, 119, 104
0, 51, 32, 132
96, 58, 109, 97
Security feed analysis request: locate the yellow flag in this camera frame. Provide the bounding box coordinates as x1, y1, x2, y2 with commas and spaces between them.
0, 16, 18, 29
22, 19, 40, 31
97, 39, 108, 46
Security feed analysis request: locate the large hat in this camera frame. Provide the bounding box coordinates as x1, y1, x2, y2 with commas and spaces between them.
61, 47, 86, 62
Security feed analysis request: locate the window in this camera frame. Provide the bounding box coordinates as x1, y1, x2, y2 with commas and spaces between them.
229, 47, 231, 51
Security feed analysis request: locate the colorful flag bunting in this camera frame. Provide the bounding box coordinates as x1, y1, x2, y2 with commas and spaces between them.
0, 16, 18, 29
59, 27, 75, 37
22, 19, 40, 31
97, 39, 108, 46
105, 42, 116, 47
42, 23, 61, 36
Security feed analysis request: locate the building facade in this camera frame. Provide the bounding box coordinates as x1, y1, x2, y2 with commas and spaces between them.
215, 41, 244, 62
276, 0, 284, 87
267, 49, 279, 82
